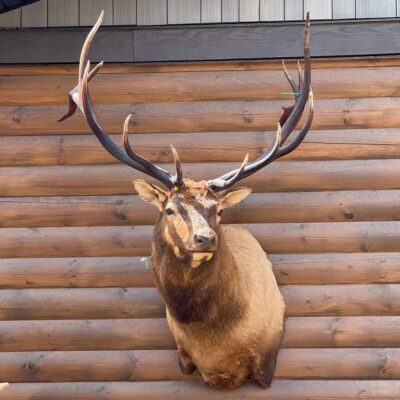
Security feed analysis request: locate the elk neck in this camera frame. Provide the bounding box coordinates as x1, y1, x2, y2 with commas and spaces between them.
151, 217, 247, 328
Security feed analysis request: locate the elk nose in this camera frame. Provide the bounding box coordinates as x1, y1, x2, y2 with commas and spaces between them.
194, 233, 216, 249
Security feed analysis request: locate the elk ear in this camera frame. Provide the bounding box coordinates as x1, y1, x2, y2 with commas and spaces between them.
220, 187, 252, 209
133, 179, 167, 211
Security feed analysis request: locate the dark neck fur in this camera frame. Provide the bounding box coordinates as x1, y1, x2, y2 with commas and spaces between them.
152, 218, 246, 328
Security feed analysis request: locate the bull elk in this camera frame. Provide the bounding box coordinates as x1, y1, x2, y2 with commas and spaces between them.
60, 12, 313, 390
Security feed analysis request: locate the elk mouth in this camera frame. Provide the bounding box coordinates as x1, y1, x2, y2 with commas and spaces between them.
190, 251, 215, 268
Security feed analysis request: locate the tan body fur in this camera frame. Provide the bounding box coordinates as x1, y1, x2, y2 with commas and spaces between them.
153, 224, 285, 389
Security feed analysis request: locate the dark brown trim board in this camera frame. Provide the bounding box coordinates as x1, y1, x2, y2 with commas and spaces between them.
1, 19, 400, 64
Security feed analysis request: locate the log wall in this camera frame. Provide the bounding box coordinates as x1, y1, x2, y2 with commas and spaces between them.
0, 58, 400, 398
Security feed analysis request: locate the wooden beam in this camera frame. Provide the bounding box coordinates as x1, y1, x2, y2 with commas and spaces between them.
0, 222, 398, 258
272, 252, 400, 285
1, 97, 400, 136
3, 19, 400, 63
1, 252, 400, 288
0, 129, 399, 167
1, 348, 400, 381
0, 257, 155, 288
0, 160, 400, 196
2, 57, 400, 75
4, 66, 400, 105
0, 190, 399, 228
0, 284, 399, 320
132, 19, 400, 62
0, 381, 399, 400
0, 317, 399, 351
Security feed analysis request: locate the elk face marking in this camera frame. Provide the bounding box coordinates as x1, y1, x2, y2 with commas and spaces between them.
134, 179, 251, 267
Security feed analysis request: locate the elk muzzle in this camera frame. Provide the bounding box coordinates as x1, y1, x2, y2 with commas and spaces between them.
193, 229, 218, 252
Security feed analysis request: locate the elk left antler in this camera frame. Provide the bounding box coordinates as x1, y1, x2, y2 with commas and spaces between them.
58, 11, 183, 189
207, 13, 314, 192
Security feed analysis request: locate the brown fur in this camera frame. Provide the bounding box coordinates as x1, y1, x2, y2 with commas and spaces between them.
140, 180, 285, 390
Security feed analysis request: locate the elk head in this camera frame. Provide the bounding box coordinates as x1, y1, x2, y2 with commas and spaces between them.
59, 11, 313, 267
134, 178, 252, 266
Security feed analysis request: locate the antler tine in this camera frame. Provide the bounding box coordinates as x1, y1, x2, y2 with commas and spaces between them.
60, 12, 176, 189
297, 61, 303, 89
80, 60, 175, 188
57, 61, 103, 122
279, 11, 311, 144
122, 114, 175, 185
207, 124, 281, 190
79, 11, 104, 83
282, 60, 298, 94
58, 12, 104, 122
274, 89, 313, 159
222, 153, 249, 188
237, 90, 312, 182
207, 12, 312, 192
170, 145, 183, 186
207, 153, 249, 191
79, 61, 148, 174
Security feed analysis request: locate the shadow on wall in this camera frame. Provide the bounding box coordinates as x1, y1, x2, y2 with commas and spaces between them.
0, 0, 39, 14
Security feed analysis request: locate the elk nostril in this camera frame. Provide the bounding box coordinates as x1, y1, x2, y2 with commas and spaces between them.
194, 234, 216, 248
194, 234, 206, 246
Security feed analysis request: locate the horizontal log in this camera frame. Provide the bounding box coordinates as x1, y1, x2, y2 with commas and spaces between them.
3, 67, 400, 105
0, 285, 399, 320
1, 380, 399, 400
1, 190, 399, 228
1, 57, 400, 75
2, 160, 400, 196
1, 97, 399, 135
0, 317, 399, 352
0, 257, 155, 288
272, 253, 400, 285
1, 349, 400, 382
0, 288, 164, 320
282, 284, 400, 317
2, 252, 400, 288
1, 252, 400, 289
0, 222, 398, 258
2, 129, 400, 167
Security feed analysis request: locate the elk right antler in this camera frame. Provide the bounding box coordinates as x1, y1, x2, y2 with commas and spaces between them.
58, 11, 183, 189
206, 13, 314, 192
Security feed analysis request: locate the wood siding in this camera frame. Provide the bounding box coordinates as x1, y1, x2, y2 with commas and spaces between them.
1, 0, 400, 28
0, 57, 400, 398
4, 19, 400, 64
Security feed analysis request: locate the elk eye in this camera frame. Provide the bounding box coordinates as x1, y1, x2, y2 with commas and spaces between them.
217, 210, 223, 216
165, 208, 175, 216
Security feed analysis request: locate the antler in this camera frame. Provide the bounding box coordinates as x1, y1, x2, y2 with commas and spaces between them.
207, 13, 314, 192
58, 11, 182, 189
